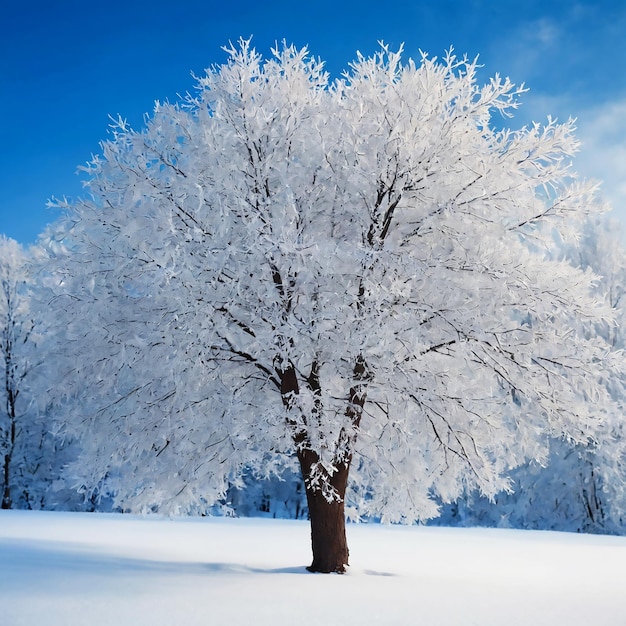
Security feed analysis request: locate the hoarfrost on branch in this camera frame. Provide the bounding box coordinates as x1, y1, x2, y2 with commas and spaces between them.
42, 40, 621, 523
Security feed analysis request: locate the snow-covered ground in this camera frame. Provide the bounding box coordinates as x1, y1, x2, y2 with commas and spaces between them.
1, 510, 625, 625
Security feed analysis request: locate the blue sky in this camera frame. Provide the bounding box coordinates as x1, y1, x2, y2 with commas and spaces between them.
2, 0, 626, 244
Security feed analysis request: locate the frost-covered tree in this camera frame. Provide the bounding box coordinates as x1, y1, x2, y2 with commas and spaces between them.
561, 218, 626, 530
435, 218, 626, 535
435, 436, 622, 533
534, 218, 626, 534
1, 236, 31, 508
0, 237, 83, 511
0, 236, 42, 508
574, 218, 626, 350
41, 41, 621, 572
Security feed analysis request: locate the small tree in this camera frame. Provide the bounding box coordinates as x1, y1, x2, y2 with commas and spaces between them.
42, 41, 620, 571
0, 236, 36, 509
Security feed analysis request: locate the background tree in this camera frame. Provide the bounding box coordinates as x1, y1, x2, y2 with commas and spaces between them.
560, 218, 626, 531
41, 41, 621, 572
436, 218, 626, 534
0, 237, 84, 511
0, 236, 43, 508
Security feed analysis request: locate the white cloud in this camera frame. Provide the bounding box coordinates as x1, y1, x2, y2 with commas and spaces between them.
490, 17, 562, 85
531, 18, 561, 48
574, 98, 626, 216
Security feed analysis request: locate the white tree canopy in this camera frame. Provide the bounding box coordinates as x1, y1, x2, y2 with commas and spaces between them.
41, 41, 621, 521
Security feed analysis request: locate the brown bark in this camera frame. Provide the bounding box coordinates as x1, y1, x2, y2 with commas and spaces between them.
278, 357, 367, 574
298, 449, 350, 573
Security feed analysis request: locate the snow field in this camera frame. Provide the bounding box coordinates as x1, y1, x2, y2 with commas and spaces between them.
1, 510, 625, 626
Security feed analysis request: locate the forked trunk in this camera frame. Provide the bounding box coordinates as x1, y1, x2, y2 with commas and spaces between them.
280, 359, 360, 573
298, 449, 350, 573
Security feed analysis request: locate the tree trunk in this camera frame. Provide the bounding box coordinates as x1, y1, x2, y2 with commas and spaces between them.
1, 388, 15, 510
279, 359, 357, 573
1, 452, 11, 509
298, 449, 350, 573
